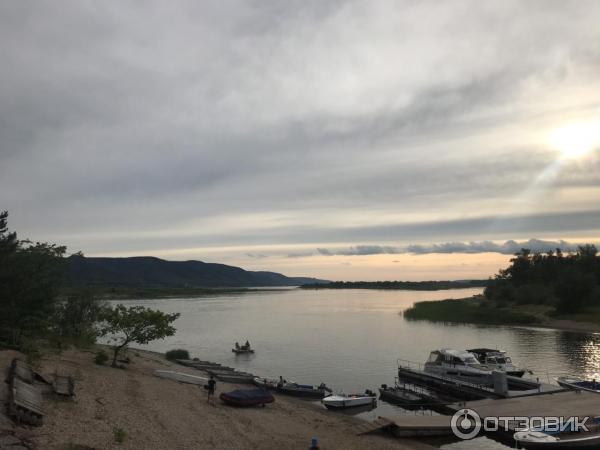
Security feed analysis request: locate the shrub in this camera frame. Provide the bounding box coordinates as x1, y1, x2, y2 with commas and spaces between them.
165, 349, 190, 361
94, 350, 109, 365
113, 427, 127, 444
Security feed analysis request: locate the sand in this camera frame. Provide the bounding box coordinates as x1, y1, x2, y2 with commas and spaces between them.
1, 348, 432, 450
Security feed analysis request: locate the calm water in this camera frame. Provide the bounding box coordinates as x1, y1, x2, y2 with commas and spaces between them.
111, 288, 600, 449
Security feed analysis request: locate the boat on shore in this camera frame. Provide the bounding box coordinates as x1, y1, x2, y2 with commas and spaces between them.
556, 376, 600, 393
220, 388, 275, 407
467, 348, 526, 377
322, 391, 376, 410
253, 376, 279, 390
277, 382, 332, 398
154, 370, 208, 385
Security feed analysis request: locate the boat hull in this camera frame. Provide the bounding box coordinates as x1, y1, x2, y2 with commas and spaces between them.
220, 389, 274, 407
277, 385, 330, 398
514, 430, 600, 449
322, 395, 376, 409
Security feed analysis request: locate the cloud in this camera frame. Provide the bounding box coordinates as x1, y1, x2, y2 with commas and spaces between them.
315, 239, 589, 256
0, 1, 600, 267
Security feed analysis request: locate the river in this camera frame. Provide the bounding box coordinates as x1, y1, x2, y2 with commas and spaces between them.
110, 287, 600, 449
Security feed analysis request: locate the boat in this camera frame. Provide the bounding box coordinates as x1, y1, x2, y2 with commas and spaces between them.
467, 348, 526, 377
277, 382, 332, 398
424, 349, 495, 383
378, 383, 431, 406
556, 376, 600, 393
253, 377, 279, 390
322, 390, 376, 410
154, 370, 207, 385
514, 429, 600, 449
232, 348, 255, 354
219, 388, 275, 407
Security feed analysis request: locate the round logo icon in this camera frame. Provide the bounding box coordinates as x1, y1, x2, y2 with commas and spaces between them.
451, 408, 481, 440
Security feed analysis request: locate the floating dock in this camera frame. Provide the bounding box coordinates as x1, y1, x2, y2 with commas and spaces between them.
397, 359, 566, 402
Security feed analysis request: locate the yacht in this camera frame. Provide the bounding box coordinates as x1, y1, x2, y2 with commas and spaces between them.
467, 348, 526, 377
424, 349, 494, 383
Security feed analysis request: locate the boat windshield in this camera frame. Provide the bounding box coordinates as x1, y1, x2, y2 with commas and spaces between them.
496, 358, 506, 364
464, 356, 479, 365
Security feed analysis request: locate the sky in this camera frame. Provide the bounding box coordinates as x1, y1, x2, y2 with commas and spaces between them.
1, 1, 600, 281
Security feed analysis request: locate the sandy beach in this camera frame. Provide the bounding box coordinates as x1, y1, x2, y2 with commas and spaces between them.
1, 348, 432, 450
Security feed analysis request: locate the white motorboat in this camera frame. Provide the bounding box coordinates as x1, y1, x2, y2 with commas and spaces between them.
322, 391, 376, 410
514, 429, 600, 449
424, 349, 494, 383
467, 348, 526, 377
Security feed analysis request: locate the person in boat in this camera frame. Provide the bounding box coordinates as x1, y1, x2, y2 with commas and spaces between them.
205, 375, 216, 404
235, 342, 240, 350
244, 340, 250, 350
278, 376, 285, 387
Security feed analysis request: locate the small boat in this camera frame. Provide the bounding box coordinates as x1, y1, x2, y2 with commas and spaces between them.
277, 382, 332, 398
467, 348, 526, 377
232, 348, 255, 354
514, 429, 600, 449
322, 390, 376, 410
253, 377, 279, 390
219, 388, 275, 407
556, 376, 600, 393
154, 370, 207, 385
378, 384, 429, 406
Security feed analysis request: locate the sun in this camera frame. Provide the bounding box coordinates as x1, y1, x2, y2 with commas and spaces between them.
550, 120, 600, 160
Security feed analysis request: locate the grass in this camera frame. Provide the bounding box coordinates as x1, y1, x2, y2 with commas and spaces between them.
113, 427, 127, 444
403, 297, 541, 325
551, 306, 600, 325
165, 349, 190, 361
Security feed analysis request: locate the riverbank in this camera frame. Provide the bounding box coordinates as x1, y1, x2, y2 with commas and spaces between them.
0, 347, 432, 450
403, 296, 600, 333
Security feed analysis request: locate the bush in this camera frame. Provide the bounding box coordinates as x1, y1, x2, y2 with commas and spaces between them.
165, 349, 190, 361
94, 350, 109, 365
113, 427, 127, 444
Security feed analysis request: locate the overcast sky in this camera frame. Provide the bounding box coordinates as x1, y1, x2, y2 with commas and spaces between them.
1, 1, 600, 280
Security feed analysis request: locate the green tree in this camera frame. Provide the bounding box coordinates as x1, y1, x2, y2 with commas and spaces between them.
54, 289, 107, 345
99, 305, 180, 367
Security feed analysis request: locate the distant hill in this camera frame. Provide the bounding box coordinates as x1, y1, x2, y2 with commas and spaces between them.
66, 255, 328, 288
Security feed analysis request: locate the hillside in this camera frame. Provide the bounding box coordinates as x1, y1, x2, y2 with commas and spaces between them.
66, 255, 327, 288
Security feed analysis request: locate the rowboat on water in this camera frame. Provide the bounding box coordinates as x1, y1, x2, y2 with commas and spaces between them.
322, 390, 376, 410
556, 376, 600, 394
232, 348, 255, 354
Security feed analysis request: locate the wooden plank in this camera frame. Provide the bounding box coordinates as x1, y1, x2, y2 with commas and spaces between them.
12, 378, 43, 416
53, 375, 74, 397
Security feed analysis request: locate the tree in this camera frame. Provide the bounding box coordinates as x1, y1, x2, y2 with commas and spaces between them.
98, 305, 180, 367
54, 289, 107, 344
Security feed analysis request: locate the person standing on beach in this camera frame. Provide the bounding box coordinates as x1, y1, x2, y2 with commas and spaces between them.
206, 375, 216, 404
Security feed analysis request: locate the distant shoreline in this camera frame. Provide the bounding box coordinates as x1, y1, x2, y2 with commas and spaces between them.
403, 295, 600, 334
302, 280, 488, 290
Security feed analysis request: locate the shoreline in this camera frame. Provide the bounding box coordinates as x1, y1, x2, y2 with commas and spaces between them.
0, 347, 433, 450
403, 296, 600, 334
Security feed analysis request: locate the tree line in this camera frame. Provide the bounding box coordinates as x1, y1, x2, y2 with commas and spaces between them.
484, 245, 600, 313
0, 211, 178, 366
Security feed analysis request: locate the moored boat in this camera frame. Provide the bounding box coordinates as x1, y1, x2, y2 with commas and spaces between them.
424, 349, 494, 384
277, 382, 332, 398
253, 376, 279, 390
322, 390, 376, 410
514, 428, 600, 449
467, 348, 526, 377
219, 388, 275, 407
556, 376, 600, 394
378, 383, 430, 406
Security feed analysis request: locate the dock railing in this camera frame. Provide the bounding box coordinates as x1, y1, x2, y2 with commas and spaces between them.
396, 358, 498, 394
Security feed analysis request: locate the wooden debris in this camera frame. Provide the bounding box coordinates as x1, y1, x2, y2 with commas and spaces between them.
52, 375, 75, 398
8, 378, 44, 426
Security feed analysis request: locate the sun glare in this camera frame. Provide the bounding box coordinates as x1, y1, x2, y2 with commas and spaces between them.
550, 120, 600, 160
